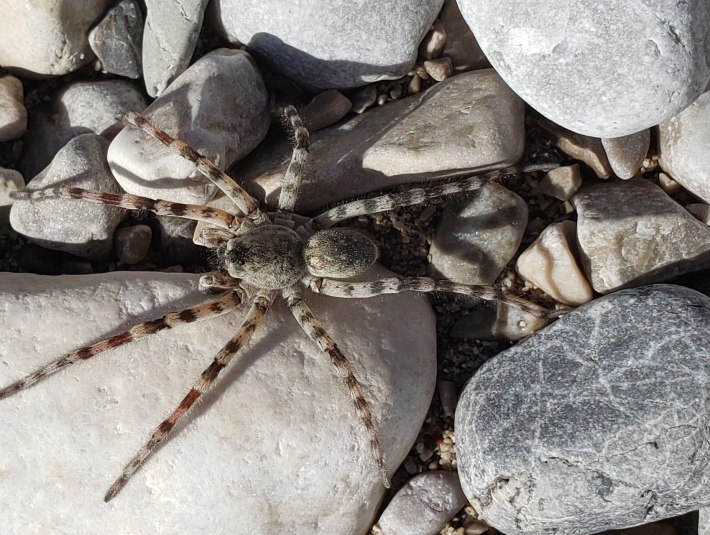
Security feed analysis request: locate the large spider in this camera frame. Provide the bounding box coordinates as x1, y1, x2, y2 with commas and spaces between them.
3, 106, 557, 502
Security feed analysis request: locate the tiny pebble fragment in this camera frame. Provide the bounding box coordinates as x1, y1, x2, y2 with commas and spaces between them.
423, 57, 454, 82
657, 172, 682, 195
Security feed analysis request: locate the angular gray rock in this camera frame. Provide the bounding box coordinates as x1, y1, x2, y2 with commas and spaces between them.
10, 134, 124, 260
0, 269, 435, 534
429, 182, 527, 285
602, 130, 650, 180
658, 90, 710, 204
209, 0, 443, 90
377, 471, 468, 535
108, 48, 269, 205
456, 284, 710, 535
457, 0, 710, 137
573, 179, 710, 293
89, 0, 144, 79
243, 69, 525, 213
0, 76, 27, 141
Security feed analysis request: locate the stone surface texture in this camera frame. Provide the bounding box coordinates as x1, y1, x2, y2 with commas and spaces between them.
602, 130, 650, 180
143, 0, 209, 96
0, 269, 436, 534
573, 179, 710, 293
0, 0, 114, 76
89, 0, 144, 79
456, 284, 710, 535
429, 182, 527, 285
377, 471, 468, 535
0, 167, 24, 226
658, 90, 710, 204
516, 221, 593, 306
10, 135, 124, 260
700, 507, 710, 535
108, 49, 269, 205
0, 76, 27, 141
209, 0, 444, 90
457, 0, 710, 137
243, 69, 524, 213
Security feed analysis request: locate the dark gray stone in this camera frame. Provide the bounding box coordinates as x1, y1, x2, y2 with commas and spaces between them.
456, 284, 710, 535
89, 0, 144, 79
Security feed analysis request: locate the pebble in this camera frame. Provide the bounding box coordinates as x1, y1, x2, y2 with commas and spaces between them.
114, 224, 152, 265
516, 221, 593, 306
573, 179, 710, 293
10, 134, 125, 260
419, 21, 446, 60
242, 69, 525, 212
19, 79, 148, 179
142, 0, 209, 97
209, 0, 444, 90
88, 0, 144, 79
0, 76, 27, 142
658, 89, 710, 204
377, 471, 467, 535
456, 0, 710, 137
700, 508, 710, 535
423, 57, 454, 82
657, 172, 683, 196
0, 269, 435, 534
349, 85, 379, 114
686, 203, 710, 225
439, 0, 489, 72
537, 164, 582, 201
0, 168, 24, 226
449, 302, 551, 342
300, 90, 352, 132
602, 130, 650, 180
456, 284, 710, 535
108, 48, 269, 205
0, 0, 114, 75
429, 182, 527, 285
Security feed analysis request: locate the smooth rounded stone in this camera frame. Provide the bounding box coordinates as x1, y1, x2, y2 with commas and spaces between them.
456, 284, 710, 535
439, 0, 489, 72
243, 69, 524, 213
0, 167, 24, 226
0, 76, 27, 142
142, 0, 209, 97
686, 203, 710, 225
602, 130, 650, 180
89, 0, 144, 79
349, 84, 378, 114
457, 0, 710, 137
115, 224, 152, 265
419, 21, 446, 60
109, 48, 269, 205
700, 507, 710, 535
429, 182, 527, 285
538, 164, 582, 201
377, 471, 468, 535
10, 135, 124, 260
516, 221, 593, 306
0, 0, 114, 76
301, 89, 353, 132
450, 301, 550, 342
573, 179, 710, 293
423, 57, 454, 82
209, 0, 443, 90
658, 90, 710, 204
0, 269, 435, 534
19, 79, 148, 179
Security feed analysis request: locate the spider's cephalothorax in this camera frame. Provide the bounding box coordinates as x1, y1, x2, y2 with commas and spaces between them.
4, 105, 562, 502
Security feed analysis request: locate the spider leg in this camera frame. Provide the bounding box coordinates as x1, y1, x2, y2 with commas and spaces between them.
11, 187, 243, 233
104, 291, 273, 502
0, 291, 243, 400
198, 272, 243, 292
303, 275, 564, 318
275, 105, 310, 226
282, 286, 391, 488
302, 163, 559, 231
126, 112, 269, 225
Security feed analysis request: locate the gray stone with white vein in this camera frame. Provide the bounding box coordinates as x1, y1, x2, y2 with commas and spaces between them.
456, 284, 710, 535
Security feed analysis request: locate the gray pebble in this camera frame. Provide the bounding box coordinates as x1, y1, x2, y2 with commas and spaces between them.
89, 0, 144, 79
456, 284, 710, 535
378, 471, 468, 535
439, 0, 489, 72
602, 130, 650, 180
115, 224, 152, 265
429, 182, 527, 285
573, 179, 710, 293
0, 76, 27, 142
0, 167, 24, 226
10, 134, 124, 260
423, 57, 454, 82
300, 90, 352, 132
538, 164, 582, 201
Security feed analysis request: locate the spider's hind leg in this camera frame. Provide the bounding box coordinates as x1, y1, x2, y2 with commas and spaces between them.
275, 106, 310, 226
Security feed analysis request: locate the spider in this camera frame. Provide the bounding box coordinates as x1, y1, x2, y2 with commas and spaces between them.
3, 106, 558, 502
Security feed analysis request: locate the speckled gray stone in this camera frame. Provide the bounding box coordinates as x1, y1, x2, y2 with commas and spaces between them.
0, 76, 27, 142
89, 0, 144, 79
429, 182, 527, 285
209, 0, 443, 90
457, 0, 710, 137
602, 130, 650, 180
659, 90, 710, 204
10, 134, 124, 260
573, 179, 710, 293
242, 69, 524, 213
456, 284, 710, 535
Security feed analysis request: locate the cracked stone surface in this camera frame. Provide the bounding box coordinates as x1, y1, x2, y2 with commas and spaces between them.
455, 284, 710, 535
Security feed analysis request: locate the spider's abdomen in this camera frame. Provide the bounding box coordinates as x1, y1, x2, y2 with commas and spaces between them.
304, 229, 378, 279
225, 226, 305, 289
